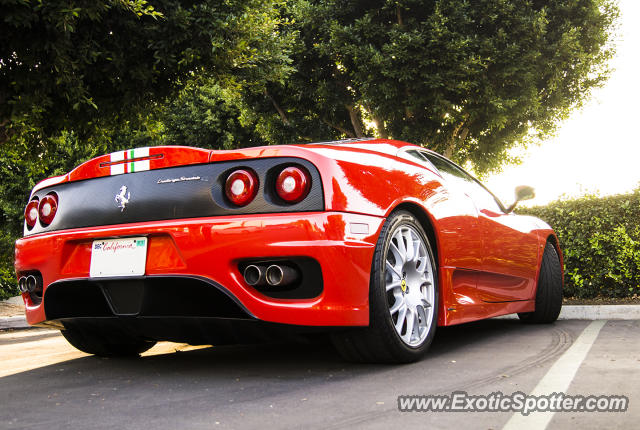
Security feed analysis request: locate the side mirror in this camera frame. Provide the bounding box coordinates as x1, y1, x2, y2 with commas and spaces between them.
515, 185, 535, 202
506, 185, 535, 213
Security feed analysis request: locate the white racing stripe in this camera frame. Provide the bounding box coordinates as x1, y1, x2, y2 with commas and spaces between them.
109, 147, 151, 175
502, 320, 607, 430
110, 150, 125, 175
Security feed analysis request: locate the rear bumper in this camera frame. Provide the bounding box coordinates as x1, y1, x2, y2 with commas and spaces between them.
15, 212, 384, 327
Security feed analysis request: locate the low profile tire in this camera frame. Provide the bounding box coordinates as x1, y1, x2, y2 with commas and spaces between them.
518, 242, 563, 324
331, 210, 438, 363
61, 325, 156, 357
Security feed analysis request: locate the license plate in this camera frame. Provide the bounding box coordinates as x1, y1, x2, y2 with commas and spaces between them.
89, 237, 148, 278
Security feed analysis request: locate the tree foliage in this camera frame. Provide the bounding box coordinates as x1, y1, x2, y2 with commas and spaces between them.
161, 81, 263, 149
0, 0, 293, 143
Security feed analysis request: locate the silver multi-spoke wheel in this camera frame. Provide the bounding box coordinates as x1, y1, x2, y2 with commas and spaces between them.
385, 224, 435, 347
330, 211, 437, 362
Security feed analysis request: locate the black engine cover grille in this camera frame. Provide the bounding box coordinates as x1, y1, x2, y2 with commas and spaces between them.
25, 157, 324, 235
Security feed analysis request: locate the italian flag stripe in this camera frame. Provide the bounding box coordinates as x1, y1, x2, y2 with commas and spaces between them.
110, 148, 151, 176
129, 149, 135, 173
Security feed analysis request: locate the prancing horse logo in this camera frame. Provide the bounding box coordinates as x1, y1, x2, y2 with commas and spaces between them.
115, 185, 130, 212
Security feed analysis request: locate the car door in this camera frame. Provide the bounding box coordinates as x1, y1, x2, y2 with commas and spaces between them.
423, 152, 539, 302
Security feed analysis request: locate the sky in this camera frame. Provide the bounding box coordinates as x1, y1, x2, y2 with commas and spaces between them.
485, 0, 640, 207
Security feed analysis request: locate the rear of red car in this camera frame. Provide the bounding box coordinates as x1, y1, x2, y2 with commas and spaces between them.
14, 145, 387, 347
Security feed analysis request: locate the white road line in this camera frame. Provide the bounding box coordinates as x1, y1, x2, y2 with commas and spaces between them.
502, 320, 607, 430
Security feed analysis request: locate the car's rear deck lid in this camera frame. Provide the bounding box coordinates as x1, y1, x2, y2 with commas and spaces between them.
68, 146, 212, 182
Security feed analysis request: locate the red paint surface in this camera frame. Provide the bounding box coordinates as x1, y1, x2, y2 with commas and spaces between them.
16, 213, 383, 326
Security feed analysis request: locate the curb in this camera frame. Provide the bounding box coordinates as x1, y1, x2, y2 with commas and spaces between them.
494, 305, 640, 320
1, 305, 639, 332
4, 296, 24, 306
0, 315, 31, 331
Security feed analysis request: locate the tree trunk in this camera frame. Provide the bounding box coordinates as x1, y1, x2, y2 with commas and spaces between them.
444, 126, 469, 159
345, 105, 365, 138
443, 141, 455, 159
404, 88, 414, 119
372, 115, 388, 139
445, 114, 470, 158
264, 89, 290, 126
322, 118, 355, 138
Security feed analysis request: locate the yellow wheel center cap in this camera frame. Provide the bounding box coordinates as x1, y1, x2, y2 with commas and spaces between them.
401, 279, 407, 292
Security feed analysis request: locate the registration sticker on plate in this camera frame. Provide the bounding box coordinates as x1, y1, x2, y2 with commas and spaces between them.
89, 237, 148, 278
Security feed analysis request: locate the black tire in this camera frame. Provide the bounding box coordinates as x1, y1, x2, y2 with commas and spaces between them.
61, 325, 156, 357
331, 210, 438, 363
518, 242, 563, 324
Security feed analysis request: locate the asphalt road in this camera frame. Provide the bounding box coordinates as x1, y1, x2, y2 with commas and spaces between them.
0, 319, 638, 429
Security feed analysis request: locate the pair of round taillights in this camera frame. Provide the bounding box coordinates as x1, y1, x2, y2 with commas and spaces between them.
24, 193, 58, 229
224, 166, 311, 207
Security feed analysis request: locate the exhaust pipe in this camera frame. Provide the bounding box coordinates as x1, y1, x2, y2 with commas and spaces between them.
18, 277, 28, 293
244, 265, 267, 286
265, 264, 299, 287
26, 275, 39, 293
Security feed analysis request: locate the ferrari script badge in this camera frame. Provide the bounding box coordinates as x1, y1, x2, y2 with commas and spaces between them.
115, 185, 130, 212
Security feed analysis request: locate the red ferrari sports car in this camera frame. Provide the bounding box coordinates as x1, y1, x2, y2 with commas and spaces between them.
14, 138, 563, 362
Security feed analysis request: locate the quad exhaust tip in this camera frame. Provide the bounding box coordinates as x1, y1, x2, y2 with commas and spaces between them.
243, 263, 300, 288
18, 276, 28, 293
265, 264, 299, 287
26, 275, 38, 293
18, 274, 42, 294
243, 265, 266, 286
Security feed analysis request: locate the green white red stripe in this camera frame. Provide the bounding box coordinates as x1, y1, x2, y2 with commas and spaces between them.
110, 148, 151, 175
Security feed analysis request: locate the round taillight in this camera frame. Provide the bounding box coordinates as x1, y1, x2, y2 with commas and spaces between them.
275, 166, 311, 203
24, 198, 39, 229
225, 169, 258, 206
38, 193, 58, 226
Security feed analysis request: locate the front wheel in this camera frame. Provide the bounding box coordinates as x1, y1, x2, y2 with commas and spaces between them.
331, 211, 438, 363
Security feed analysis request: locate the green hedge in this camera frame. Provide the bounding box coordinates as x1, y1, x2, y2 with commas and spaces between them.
521, 188, 640, 298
